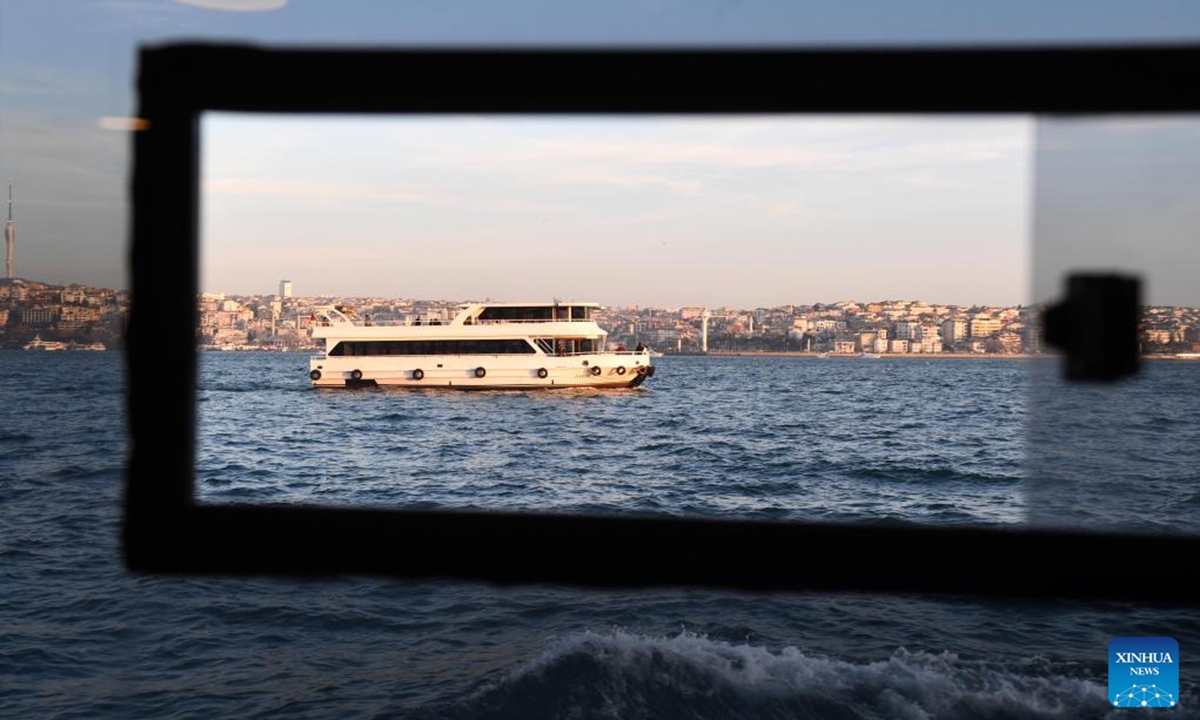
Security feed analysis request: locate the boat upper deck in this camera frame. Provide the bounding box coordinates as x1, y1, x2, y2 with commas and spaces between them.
309, 303, 609, 340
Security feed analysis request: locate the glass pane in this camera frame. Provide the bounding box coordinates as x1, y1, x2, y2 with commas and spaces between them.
1028, 115, 1200, 534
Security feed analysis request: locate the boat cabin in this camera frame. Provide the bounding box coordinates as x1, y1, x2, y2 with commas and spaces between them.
456, 303, 598, 325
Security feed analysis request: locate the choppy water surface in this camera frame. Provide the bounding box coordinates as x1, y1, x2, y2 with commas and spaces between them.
198, 355, 1031, 524
3, 351, 1199, 719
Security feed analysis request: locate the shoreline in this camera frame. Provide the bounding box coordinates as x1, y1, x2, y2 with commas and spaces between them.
694, 351, 1043, 359
674, 351, 1198, 360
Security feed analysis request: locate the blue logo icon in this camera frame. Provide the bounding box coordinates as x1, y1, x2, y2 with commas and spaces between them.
1109, 637, 1179, 708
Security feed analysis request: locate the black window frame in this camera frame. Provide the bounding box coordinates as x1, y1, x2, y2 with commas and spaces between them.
126, 44, 1200, 603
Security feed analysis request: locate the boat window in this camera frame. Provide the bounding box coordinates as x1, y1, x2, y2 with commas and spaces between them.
531, 338, 598, 354
329, 339, 535, 355
477, 306, 554, 322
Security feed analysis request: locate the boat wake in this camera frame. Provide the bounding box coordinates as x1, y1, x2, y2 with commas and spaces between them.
404, 630, 1135, 720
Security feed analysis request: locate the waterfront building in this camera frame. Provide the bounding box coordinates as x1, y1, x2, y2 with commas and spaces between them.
58, 306, 102, 331
1022, 321, 1042, 353
889, 339, 908, 353
970, 316, 1002, 338
3, 282, 28, 301
17, 307, 59, 326
641, 328, 678, 346
942, 317, 967, 347
894, 321, 919, 340
989, 332, 1024, 354
279, 279, 292, 298
814, 319, 846, 333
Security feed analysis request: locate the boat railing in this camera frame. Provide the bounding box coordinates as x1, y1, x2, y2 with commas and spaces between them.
312, 318, 410, 327
311, 316, 595, 327
474, 318, 591, 325
545, 349, 650, 357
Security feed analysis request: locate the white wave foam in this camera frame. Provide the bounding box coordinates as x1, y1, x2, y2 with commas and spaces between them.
441, 629, 1131, 720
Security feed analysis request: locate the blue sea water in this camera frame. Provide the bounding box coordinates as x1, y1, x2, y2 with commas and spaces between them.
3, 350, 1199, 719
197, 354, 1030, 523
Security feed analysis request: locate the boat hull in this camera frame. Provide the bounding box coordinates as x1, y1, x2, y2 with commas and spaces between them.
308, 354, 655, 389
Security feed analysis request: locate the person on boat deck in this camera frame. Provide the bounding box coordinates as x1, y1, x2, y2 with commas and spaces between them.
556, 341, 565, 357
430, 317, 442, 325
364, 315, 373, 326
616, 343, 626, 352
635, 342, 645, 352
414, 317, 422, 326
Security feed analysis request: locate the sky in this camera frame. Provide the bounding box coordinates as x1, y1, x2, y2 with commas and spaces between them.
4, 0, 1200, 307
202, 113, 1031, 308
1032, 117, 1200, 307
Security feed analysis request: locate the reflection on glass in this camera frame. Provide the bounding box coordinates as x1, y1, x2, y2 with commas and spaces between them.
1028, 116, 1200, 534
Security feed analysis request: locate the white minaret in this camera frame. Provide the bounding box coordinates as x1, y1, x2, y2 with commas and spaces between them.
701, 309, 710, 353
5, 185, 14, 280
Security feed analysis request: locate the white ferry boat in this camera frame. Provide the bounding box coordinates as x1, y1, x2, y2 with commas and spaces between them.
23, 335, 68, 351
308, 302, 656, 389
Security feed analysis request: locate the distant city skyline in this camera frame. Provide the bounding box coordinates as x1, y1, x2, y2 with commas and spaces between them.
6, 1, 1200, 307
201, 114, 1033, 309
